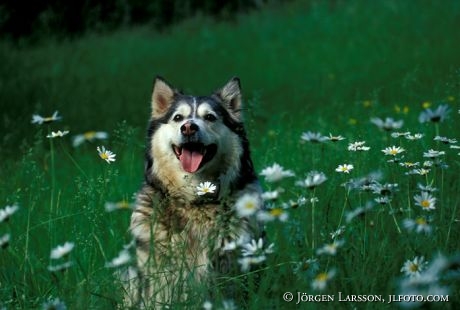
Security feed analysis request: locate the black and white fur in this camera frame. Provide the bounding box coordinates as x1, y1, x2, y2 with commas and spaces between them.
128, 77, 263, 307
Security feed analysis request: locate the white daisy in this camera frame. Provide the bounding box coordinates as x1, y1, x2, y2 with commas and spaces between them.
414, 192, 436, 211
370, 117, 404, 131
72, 131, 109, 147
97, 146, 116, 164
0, 204, 19, 223
50, 242, 75, 259
196, 181, 217, 196
105, 249, 131, 268
47, 261, 74, 272
46, 130, 70, 139
31, 111, 61, 125
382, 146, 405, 156
295, 171, 327, 189
423, 149, 445, 158
41, 298, 67, 310
104, 200, 134, 212
316, 239, 345, 256
259, 163, 295, 182
300, 131, 329, 143
405, 133, 424, 140
335, 164, 354, 174
401, 256, 428, 278
311, 269, 336, 291
434, 136, 457, 144
348, 141, 370, 151
327, 133, 346, 142
256, 207, 289, 222
261, 190, 279, 201
0, 233, 11, 249
403, 217, 432, 234
419, 104, 450, 123
234, 193, 261, 217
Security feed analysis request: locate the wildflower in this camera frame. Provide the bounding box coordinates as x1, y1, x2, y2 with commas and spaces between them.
391, 131, 411, 138
196, 181, 217, 196
370, 182, 398, 196
31, 111, 61, 125
257, 207, 289, 222
50, 242, 75, 259
434, 136, 457, 145
406, 168, 430, 176
105, 249, 131, 268
399, 162, 419, 168
335, 164, 354, 174
348, 141, 370, 151
311, 269, 336, 291
0, 233, 11, 249
259, 163, 295, 182
203, 301, 213, 310
220, 300, 237, 310
316, 239, 345, 256
41, 298, 67, 310
234, 193, 261, 217
327, 133, 345, 142
0, 204, 19, 223
382, 146, 405, 156
346, 203, 374, 223
104, 200, 134, 212
295, 171, 327, 189
72, 131, 109, 147
97, 146, 116, 164
370, 117, 403, 131
300, 131, 328, 143
405, 133, 424, 140
414, 192, 436, 211
46, 130, 70, 139
330, 226, 346, 239
375, 196, 391, 205
401, 256, 428, 278
261, 190, 279, 201
238, 238, 274, 272
241, 238, 274, 257
47, 261, 74, 272
403, 217, 432, 234
423, 161, 433, 167
423, 149, 445, 158
419, 104, 450, 123
293, 258, 319, 276
417, 183, 437, 193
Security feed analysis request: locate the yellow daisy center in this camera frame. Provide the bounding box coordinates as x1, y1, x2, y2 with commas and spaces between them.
420, 200, 430, 208
409, 263, 419, 272
316, 273, 328, 282
389, 149, 398, 155
415, 217, 427, 225
100, 153, 109, 160
245, 202, 256, 210
269, 208, 283, 216
84, 131, 97, 139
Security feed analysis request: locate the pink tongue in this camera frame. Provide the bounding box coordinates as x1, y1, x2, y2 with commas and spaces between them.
179, 148, 203, 173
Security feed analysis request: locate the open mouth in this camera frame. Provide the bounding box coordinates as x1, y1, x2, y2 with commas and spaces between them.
172, 143, 217, 173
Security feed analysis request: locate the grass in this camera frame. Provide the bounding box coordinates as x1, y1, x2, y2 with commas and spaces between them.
1, 0, 460, 308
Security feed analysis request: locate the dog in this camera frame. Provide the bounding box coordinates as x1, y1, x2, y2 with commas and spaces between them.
128, 76, 263, 307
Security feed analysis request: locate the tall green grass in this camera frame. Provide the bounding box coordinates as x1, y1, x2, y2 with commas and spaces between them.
1, 0, 459, 308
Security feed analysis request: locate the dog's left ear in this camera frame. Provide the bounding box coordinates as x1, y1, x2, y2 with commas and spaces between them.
216, 77, 242, 120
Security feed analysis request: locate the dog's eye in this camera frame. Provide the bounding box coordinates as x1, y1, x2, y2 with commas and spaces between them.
204, 114, 217, 122
173, 114, 184, 122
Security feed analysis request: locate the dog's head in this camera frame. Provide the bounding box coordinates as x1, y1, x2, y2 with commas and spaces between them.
145, 77, 257, 196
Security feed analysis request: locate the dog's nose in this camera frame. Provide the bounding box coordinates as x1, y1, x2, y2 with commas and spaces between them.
181, 121, 199, 136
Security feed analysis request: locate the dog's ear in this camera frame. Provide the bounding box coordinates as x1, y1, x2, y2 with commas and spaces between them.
152, 76, 176, 118
216, 77, 242, 120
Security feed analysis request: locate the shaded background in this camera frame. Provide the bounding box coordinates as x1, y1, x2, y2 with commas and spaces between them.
1, 0, 460, 159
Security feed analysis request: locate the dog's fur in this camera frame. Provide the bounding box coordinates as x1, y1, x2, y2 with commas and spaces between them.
128, 77, 263, 307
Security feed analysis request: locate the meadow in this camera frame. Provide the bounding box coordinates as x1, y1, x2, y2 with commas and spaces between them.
1, 0, 460, 309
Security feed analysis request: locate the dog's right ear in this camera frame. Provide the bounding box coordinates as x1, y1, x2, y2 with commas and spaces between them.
152, 76, 176, 118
